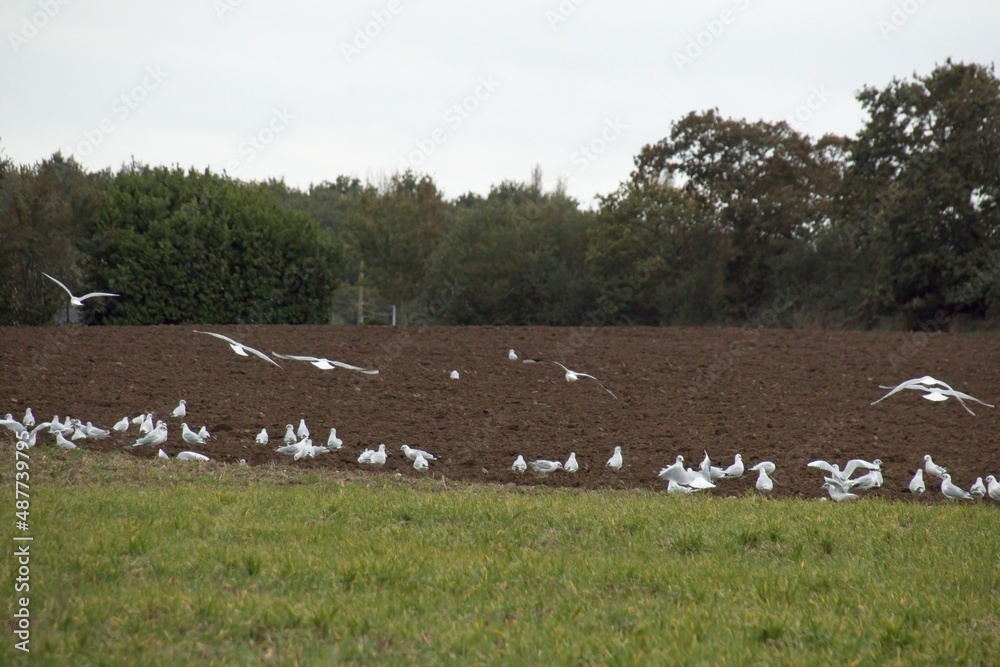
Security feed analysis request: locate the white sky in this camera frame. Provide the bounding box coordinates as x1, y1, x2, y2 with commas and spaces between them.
2, 1, 997, 207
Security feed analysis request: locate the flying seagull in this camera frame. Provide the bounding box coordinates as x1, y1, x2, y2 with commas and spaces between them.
872, 375, 994, 415
272, 352, 378, 375
194, 331, 281, 367
522, 358, 617, 399
42, 272, 119, 307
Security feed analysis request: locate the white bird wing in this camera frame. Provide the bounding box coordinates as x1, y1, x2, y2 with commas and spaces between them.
41, 272, 74, 297
807, 460, 839, 475
195, 331, 281, 367
77, 291, 119, 301
871, 376, 951, 405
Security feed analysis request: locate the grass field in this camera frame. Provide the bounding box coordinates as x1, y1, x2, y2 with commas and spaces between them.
4, 449, 1000, 665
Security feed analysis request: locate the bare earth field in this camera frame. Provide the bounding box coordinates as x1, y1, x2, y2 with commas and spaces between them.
2, 324, 998, 500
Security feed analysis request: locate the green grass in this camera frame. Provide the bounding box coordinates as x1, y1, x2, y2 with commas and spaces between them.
4, 450, 1000, 665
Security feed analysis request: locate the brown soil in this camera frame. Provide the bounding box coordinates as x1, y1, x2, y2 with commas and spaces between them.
2, 325, 998, 500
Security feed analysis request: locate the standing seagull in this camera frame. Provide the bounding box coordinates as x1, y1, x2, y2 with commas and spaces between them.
327, 428, 343, 450
22, 408, 35, 428
969, 477, 987, 499
512, 455, 527, 473
181, 423, 206, 445
756, 467, 774, 493
522, 358, 617, 399
722, 454, 744, 478
113, 416, 129, 433
42, 272, 118, 307
908, 468, 926, 494
923, 455, 948, 479
255, 428, 269, 445
940, 473, 974, 501
297, 419, 309, 440
172, 400, 187, 418
193, 331, 282, 367
413, 454, 429, 472
508, 349, 518, 361
985, 475, 1000, 501
564, 452, 579, 473
606, 446, 623, 471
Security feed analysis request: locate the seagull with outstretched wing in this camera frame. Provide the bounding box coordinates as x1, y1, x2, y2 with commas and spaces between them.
522, 358, 617, 399
272, 352, 379, 375
193, 331, 281, 367
42, 272, 118, 307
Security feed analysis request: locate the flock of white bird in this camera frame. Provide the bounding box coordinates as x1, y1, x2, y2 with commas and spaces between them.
8, 274, 1000, 501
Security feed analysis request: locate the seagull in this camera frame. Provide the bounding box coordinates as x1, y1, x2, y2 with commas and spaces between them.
172, 400, 187, 418
181, 423, 206, 445
193, 331, 281, 367
845, 471, 882, 491
450, 370, 460, 379
940, 473, 973, 500
357, 448, 375, 464
276, 439, 310, 457
985, 475, 1000, 501
139, 413, 154, 435
667, 480, 697, 494
606, 446, 623, 471
522, 358, 617, 399
908, 468, 926, 493
297, 419, 309, 440
658, 456, 715, 489
176, 451, 210, 462
132, 421, 168, 447
1, 417, 27, 436
400, 444, 437, 462
197, 425, 210, 440
564, 452, 579, 473
413, 454, 429, 471
749, 461, 776, 474
722, 454, 744, 478
283, 424, 296, 444
54, 430, 78, 449
823, 478, 859, 502
22, 408, 35, 428
271, 352, 378, 375
970, 477, 987, 499
529, 459, 563, 474
508, 349, 518, 361
512, 455, 527, 473
42, 272, 119, 307
255, 428, 269, 445
370, 443, 387, 466
157, 448, 169, 459
700, 451, 726, 482
113, 416, 129, 433
83, 422, 110, 439
872, 375, 994, 416
923, 455, 948, 479
239, 459, 247, 466
808, 459, 880, 482
327, 428, 343, 450
131, 414, 146, 426
755, 467, 774, 493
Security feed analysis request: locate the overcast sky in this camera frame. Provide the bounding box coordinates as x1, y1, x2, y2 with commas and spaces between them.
2, 1, 997, 207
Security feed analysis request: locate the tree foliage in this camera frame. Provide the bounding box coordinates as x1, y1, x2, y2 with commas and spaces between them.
83, 164, 345, 324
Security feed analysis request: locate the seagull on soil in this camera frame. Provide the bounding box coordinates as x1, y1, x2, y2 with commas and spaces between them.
42, 272, 119, 307
181, 423, 206, 445
564, 452, 579, 473
512, 455, 527, 473
327, 428, 343, 450
755, 467, 774, 493
872, 375, 994, 416
272, 352, 379, 375
139, 413, 154, 435
194, 330, 281, 367
522, 358, 617, 399
55, 430, 77, 449
132, 421, 168, 447
357, 448, 375, 464
413, 454, 429, 471
22, 408, 35, 428
969, 477, 987, 499
607, 446, 623, 472
370, 444, 387, 466
940, 473, 974, 500
822, 478, 859, 502
985, 475, 1000, 501
721, 454, 744, 478
157, 448, 170, 459
923, 455, 948, 479
450, 370, 460, 379
658, 456, 715, 489
908, 469, 926, 494
529, 459, 563, 474
172, 400, 187, 418
197, 425, 210, 440
113, 416, 129, 433
508, 349, 518, 361
176, 451, 210, 462
667, 480, 698, 494
255, 428, 269, 445
401, 444, 437, 462
283, 424, 296, 444
83, 422, 110, 439
749, 461, 776, 474
297, 419, 309, 440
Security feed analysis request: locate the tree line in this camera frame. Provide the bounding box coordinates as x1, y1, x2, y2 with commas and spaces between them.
2, 60, 998, 329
